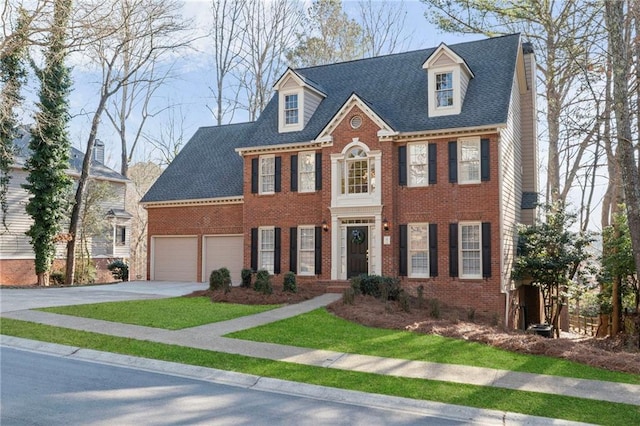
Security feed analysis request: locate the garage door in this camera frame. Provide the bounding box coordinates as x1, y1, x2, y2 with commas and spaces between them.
153, 237, 198, 281
204, 235, 243, 284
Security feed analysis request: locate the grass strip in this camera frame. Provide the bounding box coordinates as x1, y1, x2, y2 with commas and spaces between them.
1, 318, 639, 425
39, 298, 279, 330
228, 309, 640, 385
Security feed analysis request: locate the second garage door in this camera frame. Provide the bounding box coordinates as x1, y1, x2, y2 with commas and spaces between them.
152, 236, 198, 281
204, 235, 243, 284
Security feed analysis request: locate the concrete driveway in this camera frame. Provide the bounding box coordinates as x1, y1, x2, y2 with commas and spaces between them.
0, 281, 208, 313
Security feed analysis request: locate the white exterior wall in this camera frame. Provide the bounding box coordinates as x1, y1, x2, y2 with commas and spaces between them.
303, 89, 323, 126
499, 75, 523, 292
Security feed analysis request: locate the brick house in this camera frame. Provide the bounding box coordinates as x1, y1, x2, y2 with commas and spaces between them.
1, 129, 131, 285
142, 34, 539, 327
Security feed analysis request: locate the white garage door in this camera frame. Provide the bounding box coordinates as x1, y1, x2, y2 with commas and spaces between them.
204, 235, 243, 284
153, 237, 198, 281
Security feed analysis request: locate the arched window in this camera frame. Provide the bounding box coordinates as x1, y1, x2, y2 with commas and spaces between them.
341, 147, 375, 194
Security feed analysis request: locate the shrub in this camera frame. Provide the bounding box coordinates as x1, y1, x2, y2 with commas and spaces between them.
254, 269, 273, 295
50, 271, 65, 285
343, 287, 355, 305
107, 260, 129, 282
350, 274, 363, 295
283, 271, 297, 293
209, 269, 224, 291
429, 298, 441, 319
417, 284, 425, 309
358, 274, 403, 301
219, 267, 232, 293
399, 292, 411, 312
75, 258, 97, 284
241, 268, 253, 288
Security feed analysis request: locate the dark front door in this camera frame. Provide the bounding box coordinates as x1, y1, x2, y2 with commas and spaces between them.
347, 226, 368, 278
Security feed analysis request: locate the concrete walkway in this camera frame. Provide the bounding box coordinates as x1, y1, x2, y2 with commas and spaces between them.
1, 281, 638, 423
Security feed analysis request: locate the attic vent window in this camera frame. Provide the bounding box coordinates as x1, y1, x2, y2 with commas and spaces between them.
350, 115, 362, 129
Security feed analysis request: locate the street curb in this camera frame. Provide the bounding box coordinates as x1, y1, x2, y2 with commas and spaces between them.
1, 336, 591, 426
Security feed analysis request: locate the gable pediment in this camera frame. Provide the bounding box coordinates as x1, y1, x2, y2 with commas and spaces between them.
316, 93, 394, 141
423, 43, 474, 78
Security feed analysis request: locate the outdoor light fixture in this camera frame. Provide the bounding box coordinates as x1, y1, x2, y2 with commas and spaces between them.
322, 220, 329, 232
383, 218, 390, 231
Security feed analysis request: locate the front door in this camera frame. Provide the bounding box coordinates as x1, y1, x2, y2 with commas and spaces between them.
347, 226, 368, 278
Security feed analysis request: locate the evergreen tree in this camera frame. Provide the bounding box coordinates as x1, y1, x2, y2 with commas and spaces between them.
23, 0, 73, 286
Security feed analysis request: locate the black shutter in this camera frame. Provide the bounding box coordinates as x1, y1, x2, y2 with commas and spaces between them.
428, 143, 437, 184
250, 228, 258, 271
481, 139, 490, 181
251, 158, 259, 193
274, 227, 281, 274
398, 146, 407, 186
482, 222, 491, 277
449, 223, 458, 277
399, 224, 407, 276
429, 223, 438, 277
448, 141, 457, 183
314, 226, 322, 275
275, 156, 282, 193
315, 153, 322, 190
289, 227, 297, 273
290, 155, 298, 192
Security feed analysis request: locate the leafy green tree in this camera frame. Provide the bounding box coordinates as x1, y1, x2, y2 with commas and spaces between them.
287, 0, 366, 67
0, 7, 29, 228
23, 0, 73, 286
512, 203, 593, 336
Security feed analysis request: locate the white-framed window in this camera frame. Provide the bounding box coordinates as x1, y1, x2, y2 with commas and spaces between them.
409, 223, 429, 277
458, 138, 480, 184
408, 143, 428, 187
459, 222, 481, 278
341, 147, 374, 194
298, 151, 315, 192
259, 155, 275, 194
284, 93, 299, 125
259, 227, 275, 274
435, 72, 454, 108
115, 225, 126, 246
298, 226, 315, 275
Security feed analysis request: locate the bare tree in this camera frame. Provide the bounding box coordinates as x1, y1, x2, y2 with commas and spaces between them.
208, 0, 246, 125
64, 0, 191, 285
144, 103, 187, 166
358, 0, 412, 57
240, 0, 302, 120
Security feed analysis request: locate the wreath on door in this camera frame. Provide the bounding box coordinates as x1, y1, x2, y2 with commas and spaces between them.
351, 229, 365, 245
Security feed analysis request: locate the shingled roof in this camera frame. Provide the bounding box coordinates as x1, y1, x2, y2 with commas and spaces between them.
141, 122, 255, 203
143, 34, 522, 203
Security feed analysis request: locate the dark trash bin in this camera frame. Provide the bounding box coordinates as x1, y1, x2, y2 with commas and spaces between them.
528, 323, 553, 338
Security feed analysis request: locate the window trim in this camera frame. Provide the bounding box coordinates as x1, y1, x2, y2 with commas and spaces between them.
459, 222, 482, 279
278, 89, 304, 132
259, 155, 275, 194
284, 93, 299, 125
298, 151, 316, 193
258, 227, 275, 274
408, 223, 430, 278
435, 71, 454, 109
458, 137, 481, 184
297, 225, 315, 276
407, 143, 429, 187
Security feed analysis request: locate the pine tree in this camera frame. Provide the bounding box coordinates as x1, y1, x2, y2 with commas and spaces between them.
23, 0, 73, 286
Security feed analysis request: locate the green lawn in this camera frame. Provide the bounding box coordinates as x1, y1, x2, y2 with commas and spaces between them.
227, 309, 640, 385
2, 318, 638, 425
39, 297, 279, 330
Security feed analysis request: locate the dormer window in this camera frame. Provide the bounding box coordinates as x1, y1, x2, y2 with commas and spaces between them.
423, 43, 474, 118
284, 94, 299, 125
435, 72, 454, 108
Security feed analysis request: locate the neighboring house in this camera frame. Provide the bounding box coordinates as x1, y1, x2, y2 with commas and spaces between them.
0, 129, 132, 285
142, 34, 539, 328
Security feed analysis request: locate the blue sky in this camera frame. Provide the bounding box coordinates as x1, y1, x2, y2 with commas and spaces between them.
61, 0, 483, 170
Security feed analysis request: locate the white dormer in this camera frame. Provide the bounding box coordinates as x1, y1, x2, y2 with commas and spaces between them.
423, 43, 474, 117
274, 69, 326, 133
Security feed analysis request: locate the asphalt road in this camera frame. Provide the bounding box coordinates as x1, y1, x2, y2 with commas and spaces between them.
1, 347, 463, 426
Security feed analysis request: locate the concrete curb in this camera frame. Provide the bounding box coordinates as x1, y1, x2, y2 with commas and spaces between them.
1, 335, 591, 426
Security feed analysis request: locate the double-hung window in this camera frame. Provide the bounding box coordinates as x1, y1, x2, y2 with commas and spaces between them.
408, 143, 428, 187
298, 152, 315, 192
460, 222, 481, 278
435, 72, 454, 108
259, 227, 275, 274
409, 224, 429, 277
259, 156, 275, 194
459, 138, 480, 184
341, 147, 374, 194
298, 226, 315, 275
284, 94, 299, 125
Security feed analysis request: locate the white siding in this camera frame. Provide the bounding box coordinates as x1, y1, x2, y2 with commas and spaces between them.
460, 70, 471, 104
280, 76, 298, 90
303, 89, 323, 126
500, 75, 522, 292
432, 52, 456, 67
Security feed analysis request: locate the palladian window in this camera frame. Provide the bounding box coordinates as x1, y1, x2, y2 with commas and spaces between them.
341, 147, 375, 194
